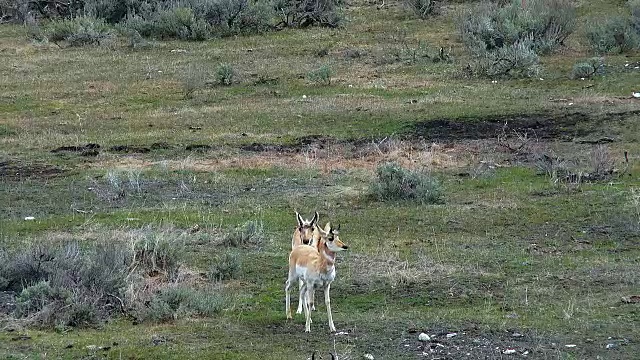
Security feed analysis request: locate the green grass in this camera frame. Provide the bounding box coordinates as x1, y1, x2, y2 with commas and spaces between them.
2, 0, 640, 358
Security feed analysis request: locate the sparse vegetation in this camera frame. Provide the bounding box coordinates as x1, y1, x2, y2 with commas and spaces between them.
404, 0, 437, 19
370, 162, 442, 204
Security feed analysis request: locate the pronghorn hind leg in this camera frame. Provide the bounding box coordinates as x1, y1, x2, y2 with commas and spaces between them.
285, 278, 293, 319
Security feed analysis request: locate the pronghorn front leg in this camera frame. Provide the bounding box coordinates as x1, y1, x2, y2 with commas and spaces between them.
303, 283, 312, 332
296, 279, 304, 314
325, 283, 336, 332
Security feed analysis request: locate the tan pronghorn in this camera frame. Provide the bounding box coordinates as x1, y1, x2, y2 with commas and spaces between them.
286, 222, 348, 332
292, 211, 321, 314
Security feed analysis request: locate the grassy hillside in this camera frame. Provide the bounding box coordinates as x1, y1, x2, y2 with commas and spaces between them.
1, 0, 640, 358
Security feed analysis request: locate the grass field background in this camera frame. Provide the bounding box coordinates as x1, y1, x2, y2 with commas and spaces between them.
1, 0, 640, 358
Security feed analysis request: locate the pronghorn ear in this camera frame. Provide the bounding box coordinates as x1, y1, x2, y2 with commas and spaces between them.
296, 212, 303, 227
324, 222, 331, 232
311, 211, 319, 226
335, 223, 340, 231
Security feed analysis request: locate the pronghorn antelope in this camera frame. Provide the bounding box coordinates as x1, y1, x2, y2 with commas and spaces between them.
292, 211, 321, 314
292, 211, 319, 248
286, 222, 348, 332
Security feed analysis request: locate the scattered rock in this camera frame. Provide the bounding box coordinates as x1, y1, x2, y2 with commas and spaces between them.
24, 216, 35, 221
502, 349, 517, 355
565, 344, 576, 348
446, 333, 458, 339
418, 333, 431, 342
606, 343, 616, 349
363, 354, 374, 360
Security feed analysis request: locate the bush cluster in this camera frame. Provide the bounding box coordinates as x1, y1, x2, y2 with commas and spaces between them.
459, 0, 576, 78
0, 230, 225, 329
2, 0, 343, 43
370, 162, 442, 204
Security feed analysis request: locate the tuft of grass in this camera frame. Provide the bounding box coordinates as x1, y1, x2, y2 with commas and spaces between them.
307, 64, 333, 85
208, 250, 241, 281
222, 220, 266, 247
370, 162, 442, 204
138, 285, 226, 323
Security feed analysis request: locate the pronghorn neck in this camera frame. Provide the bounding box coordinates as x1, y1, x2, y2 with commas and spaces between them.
320, 241, 336, 268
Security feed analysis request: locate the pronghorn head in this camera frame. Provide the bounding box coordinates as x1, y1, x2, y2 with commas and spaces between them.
319, 222, 348, 252
296, 211, 319, 246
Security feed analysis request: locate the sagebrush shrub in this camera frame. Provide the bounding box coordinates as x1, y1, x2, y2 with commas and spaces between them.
586, 16, 639, 54
274, 0, 342, 28
370, 162, 442, 204
216, 64, 235, 86
405, 0, 436, 19
459, 0, 575, 77
45, 16, 114, 46
307, 64, 332, 85
571, 57, 604, 79
465, 36, 541, 78
208, 251, 241, 281
138, 286, 224, 322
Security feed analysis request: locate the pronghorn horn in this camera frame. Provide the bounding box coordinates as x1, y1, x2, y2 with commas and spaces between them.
311, 350, 317, 360
330, 352, 337, 360
335, 223, 340, 231
296, 212, 304, 227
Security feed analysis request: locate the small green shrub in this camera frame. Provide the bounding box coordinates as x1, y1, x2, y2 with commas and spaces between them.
370, 162, 442, 204
404, 0, 437, 19
216, 64, 235, 86
571, 57, 604, 79
208, 251, 241, 281
45, 16, 114, 46
307, 64, 333, 85
586, 16, 639, 54
223, 220, 265, 247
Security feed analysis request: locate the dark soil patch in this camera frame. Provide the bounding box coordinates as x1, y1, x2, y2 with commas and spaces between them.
408, 110, 640, 141
0, 160, 65, 180
51, 143, 100, 157
185, 144, 213, 152
109, 145, 151, 154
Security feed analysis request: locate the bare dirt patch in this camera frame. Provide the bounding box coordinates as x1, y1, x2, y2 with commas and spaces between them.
409, 110, 640, 141
0, 160, 65, 181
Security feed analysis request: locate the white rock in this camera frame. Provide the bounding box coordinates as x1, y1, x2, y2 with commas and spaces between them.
565, 344, 576, 348
24, 216, 35, 221
363, 354, 374, 360
606, 343, 616, 349
302, 95, 307, 99
632, 92, 640, 98
446, 333, 457, 338
86, 345, 98, 351
418, 333, 431, 342
503, 349, 517, 355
